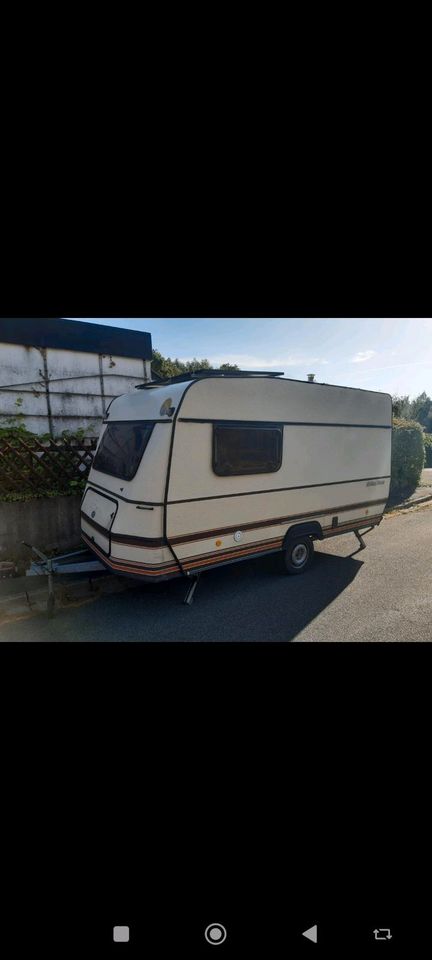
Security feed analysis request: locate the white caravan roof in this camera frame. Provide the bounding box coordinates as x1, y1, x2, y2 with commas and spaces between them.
107, 374, 392, 427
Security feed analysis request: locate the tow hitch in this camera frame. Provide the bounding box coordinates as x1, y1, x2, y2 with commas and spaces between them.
22, 543, 106, 617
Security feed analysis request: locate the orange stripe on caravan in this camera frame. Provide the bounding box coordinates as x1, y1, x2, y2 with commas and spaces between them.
82, 532, 283, 575
180, 515, 382, 569
181, 537, 284, 567
169, 499, 388, 545
81, 533, 180, 576
322, 514, 382, 537
83, 514, 383, 576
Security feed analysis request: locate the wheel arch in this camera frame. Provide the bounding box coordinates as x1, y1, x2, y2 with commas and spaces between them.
283, 521, 324, 548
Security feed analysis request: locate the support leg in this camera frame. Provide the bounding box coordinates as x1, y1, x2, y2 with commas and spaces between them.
183, 575, 200, 605
354, 529, 366, 551
22, 542, 56, 615
47, 565, 56, 617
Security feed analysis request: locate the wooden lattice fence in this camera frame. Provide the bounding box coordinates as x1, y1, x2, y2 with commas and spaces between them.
0, 436, 98, 496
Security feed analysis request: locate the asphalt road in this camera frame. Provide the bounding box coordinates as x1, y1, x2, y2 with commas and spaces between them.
1, 503, 432, 641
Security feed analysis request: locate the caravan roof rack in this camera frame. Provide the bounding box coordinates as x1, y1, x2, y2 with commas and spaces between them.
136, 369, 284, 388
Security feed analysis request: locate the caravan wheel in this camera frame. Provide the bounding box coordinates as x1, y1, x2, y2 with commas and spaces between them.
283, 537, 314, 574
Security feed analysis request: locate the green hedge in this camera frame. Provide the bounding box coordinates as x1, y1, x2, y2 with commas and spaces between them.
424, 433, 432, 467
390, 419, 425, 499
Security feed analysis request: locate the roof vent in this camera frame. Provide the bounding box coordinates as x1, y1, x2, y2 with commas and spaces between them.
307, 373, 315, 382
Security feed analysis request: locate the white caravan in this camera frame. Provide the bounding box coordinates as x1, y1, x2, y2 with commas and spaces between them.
81, 370, 392, 589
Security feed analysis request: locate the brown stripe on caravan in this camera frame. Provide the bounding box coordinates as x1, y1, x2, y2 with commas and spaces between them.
322, 514, 383, 537
81, 513, 114, 539
84, 476, 390, 508
180, 518, 383, 572
81, 512, 166, 548
85, 480, 162, 506
179, 418, 392, 429
169, 499, 387, 546
83, 531, 284, 577
110, 531, 166, 548
179, 514, 383, 566
81, 532, 180, 576
84, 496, 387, 553
180, 536, 284, 566
83, 514, 383, 581
168, 476, 391, 505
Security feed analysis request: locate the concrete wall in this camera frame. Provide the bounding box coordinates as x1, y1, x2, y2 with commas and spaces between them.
0, 495, 82, 572
0, 342, 152, 436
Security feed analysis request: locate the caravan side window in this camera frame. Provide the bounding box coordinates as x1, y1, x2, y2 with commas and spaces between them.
92, 421, 154, 481
213, 423, 283, 476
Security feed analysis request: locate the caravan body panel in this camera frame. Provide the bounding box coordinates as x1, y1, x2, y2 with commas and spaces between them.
81, 375, 392, 581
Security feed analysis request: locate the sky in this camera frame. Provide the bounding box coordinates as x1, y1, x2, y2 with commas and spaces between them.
70, 318, 432, 398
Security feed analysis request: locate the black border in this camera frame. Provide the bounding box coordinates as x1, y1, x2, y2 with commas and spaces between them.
2, 109, 430, 956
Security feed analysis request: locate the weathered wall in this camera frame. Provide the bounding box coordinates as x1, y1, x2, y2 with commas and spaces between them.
0, 496, 82, 571
0, 342, 152, 436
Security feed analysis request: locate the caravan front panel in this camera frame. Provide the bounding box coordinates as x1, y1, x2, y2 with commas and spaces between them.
81, 487, 118, 555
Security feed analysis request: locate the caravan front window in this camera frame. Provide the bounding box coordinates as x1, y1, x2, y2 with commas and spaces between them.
213, 423, 283, 476
92, 421, 154, 481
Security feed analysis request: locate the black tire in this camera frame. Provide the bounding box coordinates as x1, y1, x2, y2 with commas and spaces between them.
283, 536, 314, 575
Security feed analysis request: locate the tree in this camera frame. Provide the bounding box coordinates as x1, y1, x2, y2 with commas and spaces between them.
409, 391, 432, 432
391, 392, 432, 431
151, 350, 239, 378
183, 358, 211, 372
391, 395, 411, 419
151, 350, 182, 379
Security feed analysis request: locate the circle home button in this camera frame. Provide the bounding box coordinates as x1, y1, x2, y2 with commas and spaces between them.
204, 923, 227, 945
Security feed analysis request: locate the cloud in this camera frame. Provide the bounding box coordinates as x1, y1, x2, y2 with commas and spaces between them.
351, 350, 376, 363
178, 353, 329, 369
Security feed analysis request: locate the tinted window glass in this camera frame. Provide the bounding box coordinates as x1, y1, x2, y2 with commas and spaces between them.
92, 421, 154, 481
213, 424, 282, 476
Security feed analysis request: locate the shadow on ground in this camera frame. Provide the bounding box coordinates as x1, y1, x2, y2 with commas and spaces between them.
0, 549, 364, 642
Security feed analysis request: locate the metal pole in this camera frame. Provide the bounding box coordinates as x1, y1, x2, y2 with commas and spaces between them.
40, 348, 54, 438
98, 354, 106, 416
